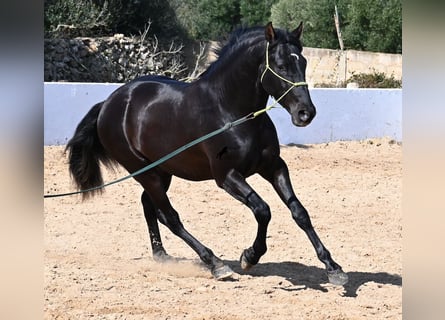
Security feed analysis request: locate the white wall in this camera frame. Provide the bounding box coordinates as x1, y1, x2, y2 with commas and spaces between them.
44, 82, 401, 145
270, 88, 402, 144
44, 82, 121, 145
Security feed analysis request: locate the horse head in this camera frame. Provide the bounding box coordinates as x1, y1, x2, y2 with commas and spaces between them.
260, 22, 316, 127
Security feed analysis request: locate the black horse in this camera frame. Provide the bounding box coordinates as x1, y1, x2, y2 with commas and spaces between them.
66, 22, 348, 285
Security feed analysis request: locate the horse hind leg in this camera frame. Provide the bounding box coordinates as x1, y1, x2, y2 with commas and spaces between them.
141, 191, 171, 262
220, 170, 271, 271
138, 173, 233, 280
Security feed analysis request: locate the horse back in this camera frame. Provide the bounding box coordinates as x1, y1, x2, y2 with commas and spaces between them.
97, 76, 280, 181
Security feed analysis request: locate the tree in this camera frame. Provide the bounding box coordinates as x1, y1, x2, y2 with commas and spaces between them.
343, 0, 402, 53
271, 0, 347, 49
270, 0, 310, 32
198, 0, 242, 40
44, 0, 112, 36
270, 0, 401, 53
45, 0, 401, 53
45, 0, 184, 38
93, 0, 183, 37
169, 0, 242, 40
302, 0, 348, 49
239, 0, 277, 26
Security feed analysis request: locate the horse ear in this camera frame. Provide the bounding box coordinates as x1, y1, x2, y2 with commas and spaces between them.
265, 22, 276, 42
292, 21, 304, 40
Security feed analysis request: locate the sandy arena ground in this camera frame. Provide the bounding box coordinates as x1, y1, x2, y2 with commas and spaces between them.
44, 138, 402, 319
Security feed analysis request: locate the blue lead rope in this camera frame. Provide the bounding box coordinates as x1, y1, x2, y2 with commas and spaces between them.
44, 42, 308, 199
44, 112, 255, 198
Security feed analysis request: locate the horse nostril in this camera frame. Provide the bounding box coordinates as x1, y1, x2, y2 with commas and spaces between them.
298, 110, 310, 122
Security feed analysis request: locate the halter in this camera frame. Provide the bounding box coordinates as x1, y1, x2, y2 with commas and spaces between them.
260, 42, 308, 104
251, 42, 308, 118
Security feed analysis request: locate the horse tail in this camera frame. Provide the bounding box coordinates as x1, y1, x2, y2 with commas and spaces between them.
65, 102, 116, 200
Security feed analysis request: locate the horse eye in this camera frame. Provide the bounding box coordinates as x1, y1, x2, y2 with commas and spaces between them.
277, 64, 286, 71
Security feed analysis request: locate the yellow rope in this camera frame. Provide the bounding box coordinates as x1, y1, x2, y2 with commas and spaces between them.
260, 42, 308, 87
255, 42, 308, 118
45, 41, 310, 198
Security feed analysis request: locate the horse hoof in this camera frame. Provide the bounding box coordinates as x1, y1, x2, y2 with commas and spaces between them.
327, 269, 349, 286
240, 251, 253, 270
153, 252, 174, 263
212, 265, 234, 280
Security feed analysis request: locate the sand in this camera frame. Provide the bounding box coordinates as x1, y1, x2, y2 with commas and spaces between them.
44, 138, 402, 319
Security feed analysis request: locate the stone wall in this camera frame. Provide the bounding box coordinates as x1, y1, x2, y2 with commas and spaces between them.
45, 36, 402, 86
44, 35, 188, 83
303, 47, 402, 86
205, 42, 402, 87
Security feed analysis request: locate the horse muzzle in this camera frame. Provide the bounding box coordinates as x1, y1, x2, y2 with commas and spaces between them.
291, 107, 316, 127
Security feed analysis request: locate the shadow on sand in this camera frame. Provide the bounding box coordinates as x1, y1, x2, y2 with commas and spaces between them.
225, 260, 402, 297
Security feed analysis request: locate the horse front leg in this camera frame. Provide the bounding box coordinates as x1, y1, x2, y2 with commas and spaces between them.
260, 157, 348, 285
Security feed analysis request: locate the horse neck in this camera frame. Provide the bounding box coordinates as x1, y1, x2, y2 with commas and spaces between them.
202, 43, 269, 115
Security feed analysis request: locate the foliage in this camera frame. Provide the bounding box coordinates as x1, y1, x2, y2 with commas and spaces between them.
168, 0, 194, 38
342, 0, 402, 53
239, 0, 276, 26
171, 0, 277, 40
270, 0, 401, 53
171, 0, 242, 40
100, 0, 182, 38
45, 0, 184, 38
270, 0, 309, 33
44, 0, 112, 36
271, 0, 348, 49
315, 70, 402, 88
347, 70, 402, 88
45, 0, 402, 53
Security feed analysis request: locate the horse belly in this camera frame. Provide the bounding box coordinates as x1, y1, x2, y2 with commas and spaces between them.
147, 145, 214, 181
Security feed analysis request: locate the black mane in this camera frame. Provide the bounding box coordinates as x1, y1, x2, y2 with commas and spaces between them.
213, 26, 265, 60
199, 27, 265, 79
199, 25, 299, 79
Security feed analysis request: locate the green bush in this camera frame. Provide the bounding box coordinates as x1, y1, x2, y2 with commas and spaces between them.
44, 0, 184, 38
314, 70, 402, 88
347, 71, 402, 88
44, 0, 111, 37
